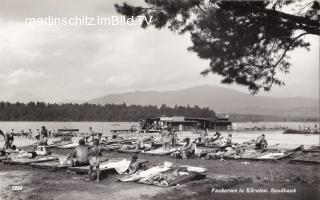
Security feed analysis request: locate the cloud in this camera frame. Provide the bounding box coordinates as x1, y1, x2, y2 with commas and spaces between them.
0, 69, 46, 86
0, 0, 318, 102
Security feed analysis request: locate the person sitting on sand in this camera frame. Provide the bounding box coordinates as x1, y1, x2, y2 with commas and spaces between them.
2, 145, 19, 154
255, 134, 267, 149
5, 145, 38, 159
111, 132, 123, 141
88, 139, 102, 182
180, 138, 195, 159
211, 132, 222, 143
127, 153, 141, 174
70, 139, 89, 167
135, 138, 145, 150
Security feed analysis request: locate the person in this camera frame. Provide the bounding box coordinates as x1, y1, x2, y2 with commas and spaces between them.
88, 127, 95, 139
135, 138, 145, 150
111, 132, 123, 140
70, 139, 89, 166
199, 129, 208, 144
28, 129, 33, 139
88, 139, 102, 182
40, 126, 48, 145
4, 131, 14, 149
97, 133, 103, 141
180, 137, 195, 159
0, 130, 6, 149
171, 129, 178, 147
255, 134, 267, 149
211, 132, 222, 143
36, 129, 40, 138
161, 128, 171, 151
127, 153, 141, 174
226, 133, 232, 146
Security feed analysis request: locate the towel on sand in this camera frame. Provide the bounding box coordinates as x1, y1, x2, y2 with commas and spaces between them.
104, 159, 131, 174
120, 162, 173, 182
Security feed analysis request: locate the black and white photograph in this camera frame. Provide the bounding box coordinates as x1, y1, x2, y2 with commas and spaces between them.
0, 0, 319, 199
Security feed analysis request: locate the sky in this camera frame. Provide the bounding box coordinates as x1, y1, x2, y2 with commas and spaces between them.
0, 0, 319, 103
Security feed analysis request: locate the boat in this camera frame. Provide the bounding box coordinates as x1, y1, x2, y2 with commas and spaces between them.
53, 128, 80, 137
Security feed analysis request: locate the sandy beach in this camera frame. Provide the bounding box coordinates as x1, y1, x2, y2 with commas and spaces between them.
0, 136, 319, 200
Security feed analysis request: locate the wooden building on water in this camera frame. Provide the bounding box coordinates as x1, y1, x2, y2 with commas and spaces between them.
140, 116, 232, 131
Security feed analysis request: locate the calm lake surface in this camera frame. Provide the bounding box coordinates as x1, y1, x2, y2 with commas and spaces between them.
0, 121, 318, 133
0, 121, 319, 148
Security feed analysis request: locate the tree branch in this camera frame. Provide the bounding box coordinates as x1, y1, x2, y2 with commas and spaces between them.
265, 9, 320, 31
272, 32, 309, 68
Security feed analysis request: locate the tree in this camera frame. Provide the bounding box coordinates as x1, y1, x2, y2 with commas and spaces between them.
115, 0, 319, 94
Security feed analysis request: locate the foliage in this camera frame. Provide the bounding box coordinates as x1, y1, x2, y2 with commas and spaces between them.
115, 0, 319, 93
0, 101, 216, 121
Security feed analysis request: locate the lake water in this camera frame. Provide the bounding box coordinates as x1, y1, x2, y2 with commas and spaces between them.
0, 121, 319, 148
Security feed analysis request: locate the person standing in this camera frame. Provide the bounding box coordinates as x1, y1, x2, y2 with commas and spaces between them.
40, 126, 48, 145
86, 127, 95, 142
171, 129, 178, 147
226, 133, 232, 146
161, 128, 171, 151
28, 129, 33, 139
4, 131, 14, 149
88, 139, 102, 182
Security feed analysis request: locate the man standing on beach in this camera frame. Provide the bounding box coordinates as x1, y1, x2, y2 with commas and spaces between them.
40, 126, 48, 145
4, 131, 14, 149
161, 127, 171, 151
28, 129, 33, 139
88, 139, 102, 182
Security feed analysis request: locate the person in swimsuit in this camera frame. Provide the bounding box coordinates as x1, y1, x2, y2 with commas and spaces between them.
40, 126, 48, 145
4, 131, 14, 149
226, 133, 232, 146
161, 128, 171, 151
88, 139, 102, 182
180, 137, 195, 159
127, 154, 141, 174
255, 134, 267, 149
71, 139, 89, 166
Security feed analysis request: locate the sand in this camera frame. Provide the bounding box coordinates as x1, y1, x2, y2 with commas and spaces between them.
1, 147, 319, 200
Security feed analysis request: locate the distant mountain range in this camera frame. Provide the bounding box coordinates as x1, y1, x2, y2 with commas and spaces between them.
88, 85, 319, 118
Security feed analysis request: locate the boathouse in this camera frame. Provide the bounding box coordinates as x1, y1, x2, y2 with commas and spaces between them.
141, 116, 232, 131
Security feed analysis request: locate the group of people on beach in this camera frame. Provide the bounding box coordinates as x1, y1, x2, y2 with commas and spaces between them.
67, 139, 141, 182
1, 125, 269, 182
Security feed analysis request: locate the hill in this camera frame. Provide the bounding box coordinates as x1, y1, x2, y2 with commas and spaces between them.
89, 85, 319, 118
